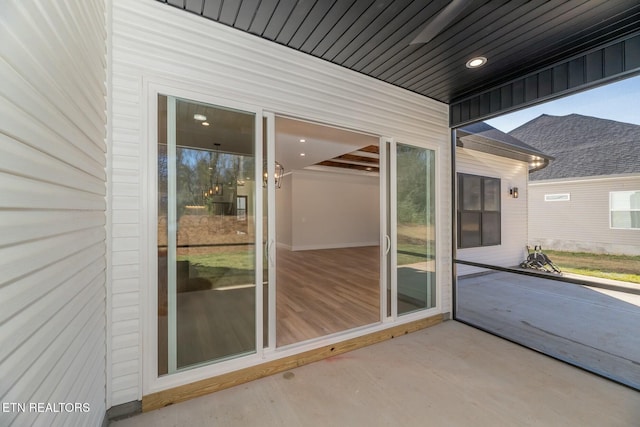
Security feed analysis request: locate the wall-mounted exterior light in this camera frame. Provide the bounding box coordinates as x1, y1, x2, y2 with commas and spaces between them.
509, 187, 519, 198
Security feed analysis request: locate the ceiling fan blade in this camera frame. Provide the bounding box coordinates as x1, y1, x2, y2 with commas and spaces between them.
410, 0, 472, 45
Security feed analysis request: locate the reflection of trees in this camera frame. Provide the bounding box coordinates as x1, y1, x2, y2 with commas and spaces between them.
158, 144, 168, 213
173, 147, 254, 217
397, 146, 435, 225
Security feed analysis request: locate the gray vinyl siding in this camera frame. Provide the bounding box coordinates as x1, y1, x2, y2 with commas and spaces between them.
456, 148, 530, 275
110, 0, 450, 402
528, 175, 640, 255
0, 1, 107, 427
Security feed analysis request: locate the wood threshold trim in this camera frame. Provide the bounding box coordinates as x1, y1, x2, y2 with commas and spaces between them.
142, 314, 444, 412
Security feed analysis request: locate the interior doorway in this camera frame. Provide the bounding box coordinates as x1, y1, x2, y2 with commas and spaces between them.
272, 117, 382, 346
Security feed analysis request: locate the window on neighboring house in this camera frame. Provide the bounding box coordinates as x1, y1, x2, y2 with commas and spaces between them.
544, 193, 570, 202
457, 173, 501, 248
610, 190, 640, 229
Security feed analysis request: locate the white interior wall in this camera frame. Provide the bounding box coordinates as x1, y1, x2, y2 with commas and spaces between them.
0, 1, 107, 425
289, 170, 380, 250
276, 174, 293, 249
456, 148, 529, 276
110, 0, 450, 403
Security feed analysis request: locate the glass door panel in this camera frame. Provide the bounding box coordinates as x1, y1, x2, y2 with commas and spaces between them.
382, 139, 392, 319
395, 143, 436, 315
263, 114, 275, 349
157, 95, 258, 375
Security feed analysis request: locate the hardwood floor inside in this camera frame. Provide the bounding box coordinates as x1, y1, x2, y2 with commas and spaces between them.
276, 246, 380, 346
158, 246, 383, 371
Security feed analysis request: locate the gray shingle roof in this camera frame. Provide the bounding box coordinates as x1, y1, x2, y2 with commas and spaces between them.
509, 114, 640, 181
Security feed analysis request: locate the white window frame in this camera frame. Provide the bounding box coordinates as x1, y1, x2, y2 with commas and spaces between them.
544, 193, 570, 202
609, 190, 640, 230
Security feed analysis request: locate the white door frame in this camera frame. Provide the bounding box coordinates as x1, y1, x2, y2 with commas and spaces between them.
264, 111, 277, 350
143, 82, 442, 395
387, 138, 442, 322
144, 82, 267, 394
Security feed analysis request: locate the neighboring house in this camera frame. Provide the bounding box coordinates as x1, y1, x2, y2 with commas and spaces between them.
510, 114, 640, 256
455, 122, 553, 275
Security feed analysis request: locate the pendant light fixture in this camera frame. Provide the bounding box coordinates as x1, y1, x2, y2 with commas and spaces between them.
204, 143, 223, 198
263, 160, 284, 189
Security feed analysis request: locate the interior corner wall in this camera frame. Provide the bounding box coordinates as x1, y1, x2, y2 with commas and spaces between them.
455, 148, 529, 276
110, 0, 450, 400
0, 1, 107, 426
290, 170, 380, 251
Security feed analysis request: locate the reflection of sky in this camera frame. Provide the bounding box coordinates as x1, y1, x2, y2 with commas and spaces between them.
179, 147, 246, 170
486, 75, 640, 132
180, 148, 202, 167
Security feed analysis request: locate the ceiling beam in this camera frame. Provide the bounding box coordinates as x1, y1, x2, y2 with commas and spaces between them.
335, 153, 379, 164
316, 161, 379, 172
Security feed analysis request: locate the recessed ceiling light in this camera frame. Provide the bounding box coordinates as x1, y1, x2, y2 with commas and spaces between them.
299, 139, 306, 143
202, 122, 210, 126
194, 114, 207, 121
300, 153, 306, 157
466, 56, 487, 68
366, 167, 372, 171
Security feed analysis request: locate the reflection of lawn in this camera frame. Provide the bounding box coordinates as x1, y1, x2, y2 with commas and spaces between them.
397, 243, 435, 266
397, 223, 435, 266
178, 252, 255, 269
177, 251, 256, 288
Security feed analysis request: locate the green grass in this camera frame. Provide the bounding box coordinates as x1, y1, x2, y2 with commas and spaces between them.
397, 243, 435, 266
177, 251, 256, 288
178, 243, 434, 270
178, 251, 255, 270
544, 250, 640, 284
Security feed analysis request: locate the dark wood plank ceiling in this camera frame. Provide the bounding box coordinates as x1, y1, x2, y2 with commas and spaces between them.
160, 0, 640, 104
315, 145, 380, 173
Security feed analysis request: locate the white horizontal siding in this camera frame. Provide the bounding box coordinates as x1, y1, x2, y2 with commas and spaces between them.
0, 1, 107, 426
529, 176, 640, 255
456, 148, 529, 276
110, 0, 451, 402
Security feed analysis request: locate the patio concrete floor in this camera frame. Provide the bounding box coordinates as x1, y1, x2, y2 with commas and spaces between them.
457, 271, 640, 390
111, 321, 639, 427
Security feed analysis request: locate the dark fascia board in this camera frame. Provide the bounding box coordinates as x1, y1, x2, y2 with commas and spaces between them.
450, 32, 640, 127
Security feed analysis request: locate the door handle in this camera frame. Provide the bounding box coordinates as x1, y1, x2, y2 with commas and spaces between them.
385, 235, 391, 255
268, 239, 275, 267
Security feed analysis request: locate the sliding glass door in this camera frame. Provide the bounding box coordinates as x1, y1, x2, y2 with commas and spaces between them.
388, 141, 437, 316
157, 95, 262, 375
155, 96, 437, 378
